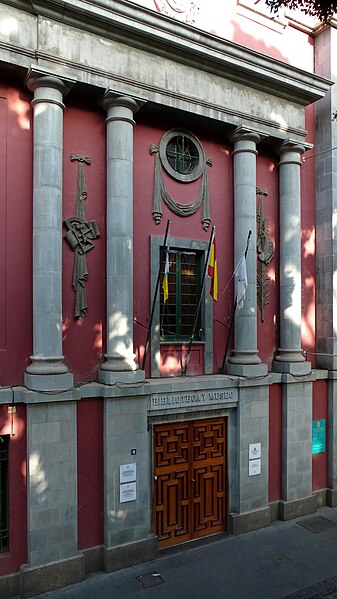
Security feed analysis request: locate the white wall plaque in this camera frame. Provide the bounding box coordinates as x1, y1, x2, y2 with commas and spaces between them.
249, 459, 261, 476
120, 482, 137, 503
120, 463, 137, 483
249, 443, 261, 460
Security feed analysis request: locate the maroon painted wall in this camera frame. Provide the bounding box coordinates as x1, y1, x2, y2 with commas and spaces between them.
133, 116, 285, 376
269, 383, 282, 502
0, 84, 314, 383
0, 82, 32, 386
77, 399, 104, 550
0, 404, 27, 575
312, 380, 328, 492
62, 101, 106, 382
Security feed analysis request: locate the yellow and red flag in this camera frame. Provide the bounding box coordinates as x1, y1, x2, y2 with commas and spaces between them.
208, 236, 218, 301
162, 249, 169, 302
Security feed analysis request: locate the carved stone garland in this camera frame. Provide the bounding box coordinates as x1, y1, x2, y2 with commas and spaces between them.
256, 188, 274, 322
150, 142, 212, 231
153, 0, 200, 24
64, 154, 100, 320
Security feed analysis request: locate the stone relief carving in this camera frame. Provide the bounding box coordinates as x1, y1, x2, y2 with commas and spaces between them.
64, 154, 100, 320
153, 0, 200, 24
256, 187, 274, 322
150, 129, 212, 230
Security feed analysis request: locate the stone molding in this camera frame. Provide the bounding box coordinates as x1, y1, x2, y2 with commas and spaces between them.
6, 0, 332, 105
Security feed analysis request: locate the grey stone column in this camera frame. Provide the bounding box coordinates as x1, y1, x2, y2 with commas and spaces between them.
280, 379, 315, 520
24, 68, 74, 392
228, 384, 270, 535
21, 401, 84, 597
228, 127, 267, 377
99, 91, 145, 385
103, 395, 156, 570
274, 141, 311, 375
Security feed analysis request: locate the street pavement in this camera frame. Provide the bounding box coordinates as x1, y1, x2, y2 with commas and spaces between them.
32, 505, 337, 599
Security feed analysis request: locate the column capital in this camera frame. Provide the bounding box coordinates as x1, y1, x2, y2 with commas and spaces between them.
278, 138, 311, 157
232, 125, 267, 146
102, 88, 146, 114
25, 66, 76, 98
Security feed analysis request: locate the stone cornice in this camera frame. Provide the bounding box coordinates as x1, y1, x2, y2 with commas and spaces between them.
1, 0, 333, 105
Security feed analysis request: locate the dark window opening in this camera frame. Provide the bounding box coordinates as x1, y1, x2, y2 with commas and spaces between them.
160, 249, 202, 341
0, 435, 9, 552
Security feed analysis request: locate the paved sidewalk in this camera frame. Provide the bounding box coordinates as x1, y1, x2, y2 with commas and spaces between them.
32, 506, 337, 599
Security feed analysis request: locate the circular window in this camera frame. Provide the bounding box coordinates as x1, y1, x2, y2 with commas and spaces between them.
159, 129, 205, 183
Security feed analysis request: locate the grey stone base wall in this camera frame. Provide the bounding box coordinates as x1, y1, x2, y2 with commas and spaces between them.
327, 488, 337, 507
0, 572, 20, 599
83, 545, 104, 575
1, 540, 157, 598
228, 506, 271, 535
279, 495, 317, 521
103, 536, 158, 572
20, 554, 85, 597
314, 489, 328, 508
269, 501, 280, 522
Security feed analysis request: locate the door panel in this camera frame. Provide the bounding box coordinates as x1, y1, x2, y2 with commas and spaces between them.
154, 418, 226, 548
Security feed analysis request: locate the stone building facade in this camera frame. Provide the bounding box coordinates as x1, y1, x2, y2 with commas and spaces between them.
0, 0, 336, 596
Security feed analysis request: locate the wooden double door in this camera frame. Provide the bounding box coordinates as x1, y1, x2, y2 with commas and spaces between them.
153, 417, 226, 548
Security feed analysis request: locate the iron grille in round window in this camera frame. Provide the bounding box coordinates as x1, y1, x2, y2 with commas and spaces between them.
166, 135, 199, 175
159, 129, 205, 183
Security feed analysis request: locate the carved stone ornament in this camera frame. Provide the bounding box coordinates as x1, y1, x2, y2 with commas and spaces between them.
64, 154, 100, 320
150, 129, 212, 231
153, 0, 200, 24
256, 187, 274, 322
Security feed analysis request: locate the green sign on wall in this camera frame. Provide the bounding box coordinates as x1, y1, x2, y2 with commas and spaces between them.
312, 420, 326, 455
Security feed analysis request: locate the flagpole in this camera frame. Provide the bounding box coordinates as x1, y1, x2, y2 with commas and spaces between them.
142, 219, 170, 371
182, 225, 215, 377
220, 230, 252, 374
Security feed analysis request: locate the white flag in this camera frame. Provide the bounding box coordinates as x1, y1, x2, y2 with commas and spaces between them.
234, 254, 247, 310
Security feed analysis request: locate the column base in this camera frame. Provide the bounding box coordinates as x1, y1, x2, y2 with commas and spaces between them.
279, 495, 316, 521
24, 372, 74, 392
273, 361, 311, 375
103, 536, 158, 573
326, 488, 337, 507
228, 506, 271, 535
26, 356, 69, 375
20, 554, 85, 598
228, 349, 262, 365
273, 348, 311, 375
98, 369, 145, 385
227, 362, 268, 377
0, 572, 20, 599
100, 354, 140, 372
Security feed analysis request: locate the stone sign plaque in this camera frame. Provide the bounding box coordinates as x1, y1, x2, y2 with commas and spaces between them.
249, 443, 261, 460
120, 463, 137, 483
120, 482, 137, 503
249, 459, 261, 476
149, 388, 238, 411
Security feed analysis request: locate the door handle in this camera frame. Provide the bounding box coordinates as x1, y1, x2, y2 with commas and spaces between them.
192, 478, 195, 482
154, 475, 158, 480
